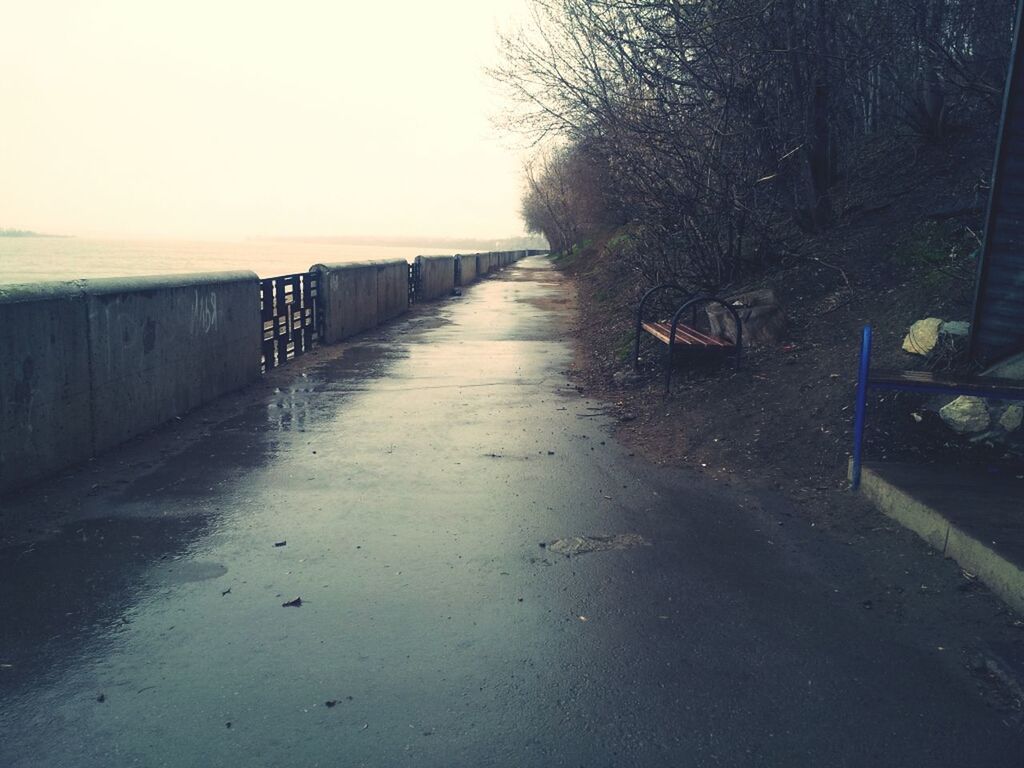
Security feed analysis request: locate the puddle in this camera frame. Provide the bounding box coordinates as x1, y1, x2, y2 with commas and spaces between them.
545, 533, 650, 556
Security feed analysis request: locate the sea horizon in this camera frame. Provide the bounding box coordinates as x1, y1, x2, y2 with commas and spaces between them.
0, 234, 543, 286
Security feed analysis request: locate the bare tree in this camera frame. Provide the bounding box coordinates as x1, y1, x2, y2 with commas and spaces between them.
493, 0, 1016, 290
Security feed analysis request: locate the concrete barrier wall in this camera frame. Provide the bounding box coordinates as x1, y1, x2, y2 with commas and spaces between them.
313, 262, 380, 343
376, 260, 409, 322
416, 255, 455, 301
85, 273, 261, 452
0, 282, 93, 493
457, 254, 478, 285
0, 272, 261, 494
313, 260, 409, 344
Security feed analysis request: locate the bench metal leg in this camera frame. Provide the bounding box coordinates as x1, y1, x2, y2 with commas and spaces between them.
634, 315, 644, 372
665, 305, 689, 394
851, 324, 872, 490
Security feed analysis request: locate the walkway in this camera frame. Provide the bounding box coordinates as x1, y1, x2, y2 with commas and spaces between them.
0, 257, 1021, 766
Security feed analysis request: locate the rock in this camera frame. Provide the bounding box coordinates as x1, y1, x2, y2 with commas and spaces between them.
939, 396, 990, 434
707, 288, 785, 346
999, 405, 1023, 433
902, 318, 943, 355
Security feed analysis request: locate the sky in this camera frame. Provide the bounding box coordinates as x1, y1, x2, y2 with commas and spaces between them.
0, 0, 533, 241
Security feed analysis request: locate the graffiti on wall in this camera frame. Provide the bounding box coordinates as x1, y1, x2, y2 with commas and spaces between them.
191, 290, 218, 336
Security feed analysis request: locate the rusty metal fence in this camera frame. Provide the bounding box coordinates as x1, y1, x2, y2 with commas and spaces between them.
408, 260, 421, 305
261, 252, 543, 370
260, 272, 320, 372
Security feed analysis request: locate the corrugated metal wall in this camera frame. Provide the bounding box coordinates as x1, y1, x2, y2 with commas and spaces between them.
970, 0, 1024, 367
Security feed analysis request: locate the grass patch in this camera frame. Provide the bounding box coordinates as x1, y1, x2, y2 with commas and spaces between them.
893, 221, 978, 290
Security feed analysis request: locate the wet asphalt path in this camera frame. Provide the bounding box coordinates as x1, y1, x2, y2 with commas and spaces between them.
1, 256, 1022, 767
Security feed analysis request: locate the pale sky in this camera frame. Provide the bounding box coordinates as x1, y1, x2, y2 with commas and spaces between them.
0, 0, 531, 240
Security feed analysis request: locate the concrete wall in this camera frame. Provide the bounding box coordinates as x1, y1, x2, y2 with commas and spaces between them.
416, 255, 455, 301
0, 272, 261, 494
313, 260, 409, 344
313, 262, 380, 343
376, 260, 409, 323
0, 282, 93, 493
469, 250, 530, 278
457, 254, 478, 286
85, 273, 261, 452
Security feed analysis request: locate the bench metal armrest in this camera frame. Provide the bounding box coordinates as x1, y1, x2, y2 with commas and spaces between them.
665, 296, 744, 392
634, 284, 689, 370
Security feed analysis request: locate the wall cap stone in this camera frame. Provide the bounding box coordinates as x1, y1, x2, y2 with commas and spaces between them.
312, 260, 408, 272
0, 280, 88, 305
81, 271, 258, 296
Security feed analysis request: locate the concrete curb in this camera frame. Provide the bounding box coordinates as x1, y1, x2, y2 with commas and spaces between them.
851, 460, 1024, 614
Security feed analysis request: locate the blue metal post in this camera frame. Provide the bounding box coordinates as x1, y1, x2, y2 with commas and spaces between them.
851, 325, 872, 490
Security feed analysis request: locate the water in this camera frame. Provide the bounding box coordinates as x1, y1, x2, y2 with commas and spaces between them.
0, 237, 460, 285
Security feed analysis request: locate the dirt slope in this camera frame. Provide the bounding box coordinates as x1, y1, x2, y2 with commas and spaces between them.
562, 131, 1023, 525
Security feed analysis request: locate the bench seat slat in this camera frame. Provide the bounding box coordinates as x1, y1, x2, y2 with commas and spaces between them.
676, 325, 729, 347
869, 369, 1024, 399
642, 320, 732, 348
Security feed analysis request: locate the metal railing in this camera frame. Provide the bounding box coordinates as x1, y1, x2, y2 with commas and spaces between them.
260, 252, 538, 370
260, 272, 320, 371
408, 261, 420, 305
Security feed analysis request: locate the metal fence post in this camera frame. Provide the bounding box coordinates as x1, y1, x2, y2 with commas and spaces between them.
851, 325, 873, 490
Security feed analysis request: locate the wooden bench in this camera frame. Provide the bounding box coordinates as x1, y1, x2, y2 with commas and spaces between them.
634, 285, 743, 391
851, 324, 1024, 488
640, 320, 735, 349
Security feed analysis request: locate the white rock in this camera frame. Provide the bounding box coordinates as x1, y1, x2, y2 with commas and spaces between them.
939, 396, 991, 434
999, 405, 1023, 433
902, 318, 943, 355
